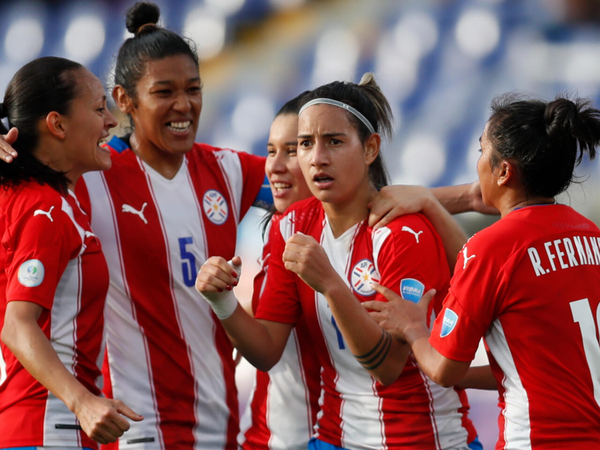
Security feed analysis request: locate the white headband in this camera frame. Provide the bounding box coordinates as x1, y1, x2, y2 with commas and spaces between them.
298, 98, 375, 135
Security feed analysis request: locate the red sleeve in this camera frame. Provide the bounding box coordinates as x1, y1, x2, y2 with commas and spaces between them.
3, 189, 73, 310
374, 214, 450, 325
237, 152, 267, 220
254, 214, 302, 325
430, 232, 501, 362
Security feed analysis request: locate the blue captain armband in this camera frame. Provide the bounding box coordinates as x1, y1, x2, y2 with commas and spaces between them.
253, 174, 273, 210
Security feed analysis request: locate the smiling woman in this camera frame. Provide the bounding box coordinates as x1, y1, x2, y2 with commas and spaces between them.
73, 3, 268, 449
0, 56, 140, 449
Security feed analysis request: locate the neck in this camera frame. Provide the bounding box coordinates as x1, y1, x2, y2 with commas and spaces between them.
323, 184, 376, 238
497, 189, 556, 217
34, 139, 79, 190
130, 133, 185, 180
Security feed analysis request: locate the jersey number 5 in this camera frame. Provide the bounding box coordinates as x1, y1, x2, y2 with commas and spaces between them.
179, 237, 197, 287
570, 298, 600, 407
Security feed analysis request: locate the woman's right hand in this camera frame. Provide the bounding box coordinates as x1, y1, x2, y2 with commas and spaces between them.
74, 392, 143, 444
195, 256, 241, 302
0, 127, 19, 162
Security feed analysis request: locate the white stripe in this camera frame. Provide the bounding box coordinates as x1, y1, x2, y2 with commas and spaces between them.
43, 255, 82, 446
144, 163, 230, 449
319, 220, 385, 449
0, 344, 6, 386
214, 150, 244, 224
265, 329, 313, 449
486, 318, 532, 450
83, 171, 166, 448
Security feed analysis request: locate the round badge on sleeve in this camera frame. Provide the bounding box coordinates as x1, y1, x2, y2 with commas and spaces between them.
351, 259, 380, 296
203, 189, 229, 225
18, 259, 45, 287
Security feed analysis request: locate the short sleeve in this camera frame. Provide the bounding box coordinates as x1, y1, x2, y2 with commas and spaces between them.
374, 214, 450, 323
254, 215, 302, 325
236, 152, 269, 217
430, 234, 501, 362
3, 192, 73, 310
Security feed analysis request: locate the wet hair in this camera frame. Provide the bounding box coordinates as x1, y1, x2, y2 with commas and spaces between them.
0, 57, 84, 193
115, 2, 199, 102
261, 90, 311, 237
299, 73, 392, 190
487, 93, 600, 198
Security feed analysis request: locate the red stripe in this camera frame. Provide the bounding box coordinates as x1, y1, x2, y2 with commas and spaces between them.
103, 154, 196, 448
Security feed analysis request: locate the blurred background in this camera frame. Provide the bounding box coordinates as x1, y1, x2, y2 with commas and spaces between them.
2, 0, 600, 447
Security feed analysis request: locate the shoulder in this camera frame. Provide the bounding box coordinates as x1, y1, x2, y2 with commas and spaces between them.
372, 213, 438, 248
187, 143, 265, 168
5, 182, 62, 212
276, 197, 322, 239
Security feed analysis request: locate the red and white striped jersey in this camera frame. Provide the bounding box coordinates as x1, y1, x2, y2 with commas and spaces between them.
431, 204, 600, 449
76, 136, 265, 450
256, 197, 477, 450
0, 182, 108, 449
239, 213, 321, 450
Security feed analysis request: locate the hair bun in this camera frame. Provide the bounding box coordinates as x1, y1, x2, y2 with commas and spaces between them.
544, 98, 579, 138
126, 2, 160, 35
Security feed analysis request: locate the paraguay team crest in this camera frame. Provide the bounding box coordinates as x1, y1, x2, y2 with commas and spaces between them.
351, 259, 380, 296
203, 189, 229, 225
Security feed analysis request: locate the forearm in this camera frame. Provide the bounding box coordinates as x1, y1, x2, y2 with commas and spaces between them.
404, 324, 468, 387
325, 280, 409, 385
1, 317, 91, 412
457, 365, 497, 390
221, 304, 288, 372
422, 193, 467, 271
431, 184, 474, 215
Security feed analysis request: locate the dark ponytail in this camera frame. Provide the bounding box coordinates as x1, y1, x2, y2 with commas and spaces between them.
0, 57, 84, 193
300, 73, 392, 190
487, 93, 600, 198
115, 2, 199, 102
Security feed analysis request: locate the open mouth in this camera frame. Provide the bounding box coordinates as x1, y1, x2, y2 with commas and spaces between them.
97, 136, 109, 146
313, 175, 334, 183
167, 121, 192, 133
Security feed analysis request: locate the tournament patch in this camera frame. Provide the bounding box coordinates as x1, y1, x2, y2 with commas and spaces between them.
18, 259, 45, 287
440, 308, 459, 338
203, 189, 229, 225
400, 278, 425, 303
351, 259, 380, 296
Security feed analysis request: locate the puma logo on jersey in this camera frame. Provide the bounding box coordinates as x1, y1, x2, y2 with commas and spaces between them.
402, 226, 423, 243
84, 231, 96, 239
33, 206, 54, 222
122, 202, 148, 225
462, 247, 476, 269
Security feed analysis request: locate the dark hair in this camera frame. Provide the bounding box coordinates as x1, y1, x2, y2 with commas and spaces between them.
115, 2, 199, 102
300, 73, 392, 190
487, 93, 600, 198
261, 90, 312, 237
0, 57, 84, 193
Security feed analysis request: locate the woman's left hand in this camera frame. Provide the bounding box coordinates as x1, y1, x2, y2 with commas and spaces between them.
283, 233, 337, 293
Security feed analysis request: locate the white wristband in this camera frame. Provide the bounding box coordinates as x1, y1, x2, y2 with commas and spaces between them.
198, 259, 242, 320
203, 289, 239, 320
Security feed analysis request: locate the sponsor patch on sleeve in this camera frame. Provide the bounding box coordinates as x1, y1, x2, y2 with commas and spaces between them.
17, 259, 45, 287
440, 308, 458, 338
399, 278, 425, 303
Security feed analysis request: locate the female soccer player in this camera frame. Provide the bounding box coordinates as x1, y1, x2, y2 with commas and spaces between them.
197, 74, 479, 449
366, 94, 600, 449
73, 3, 266, 449
239, 92, 320, 450
0, 57, 141, 448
